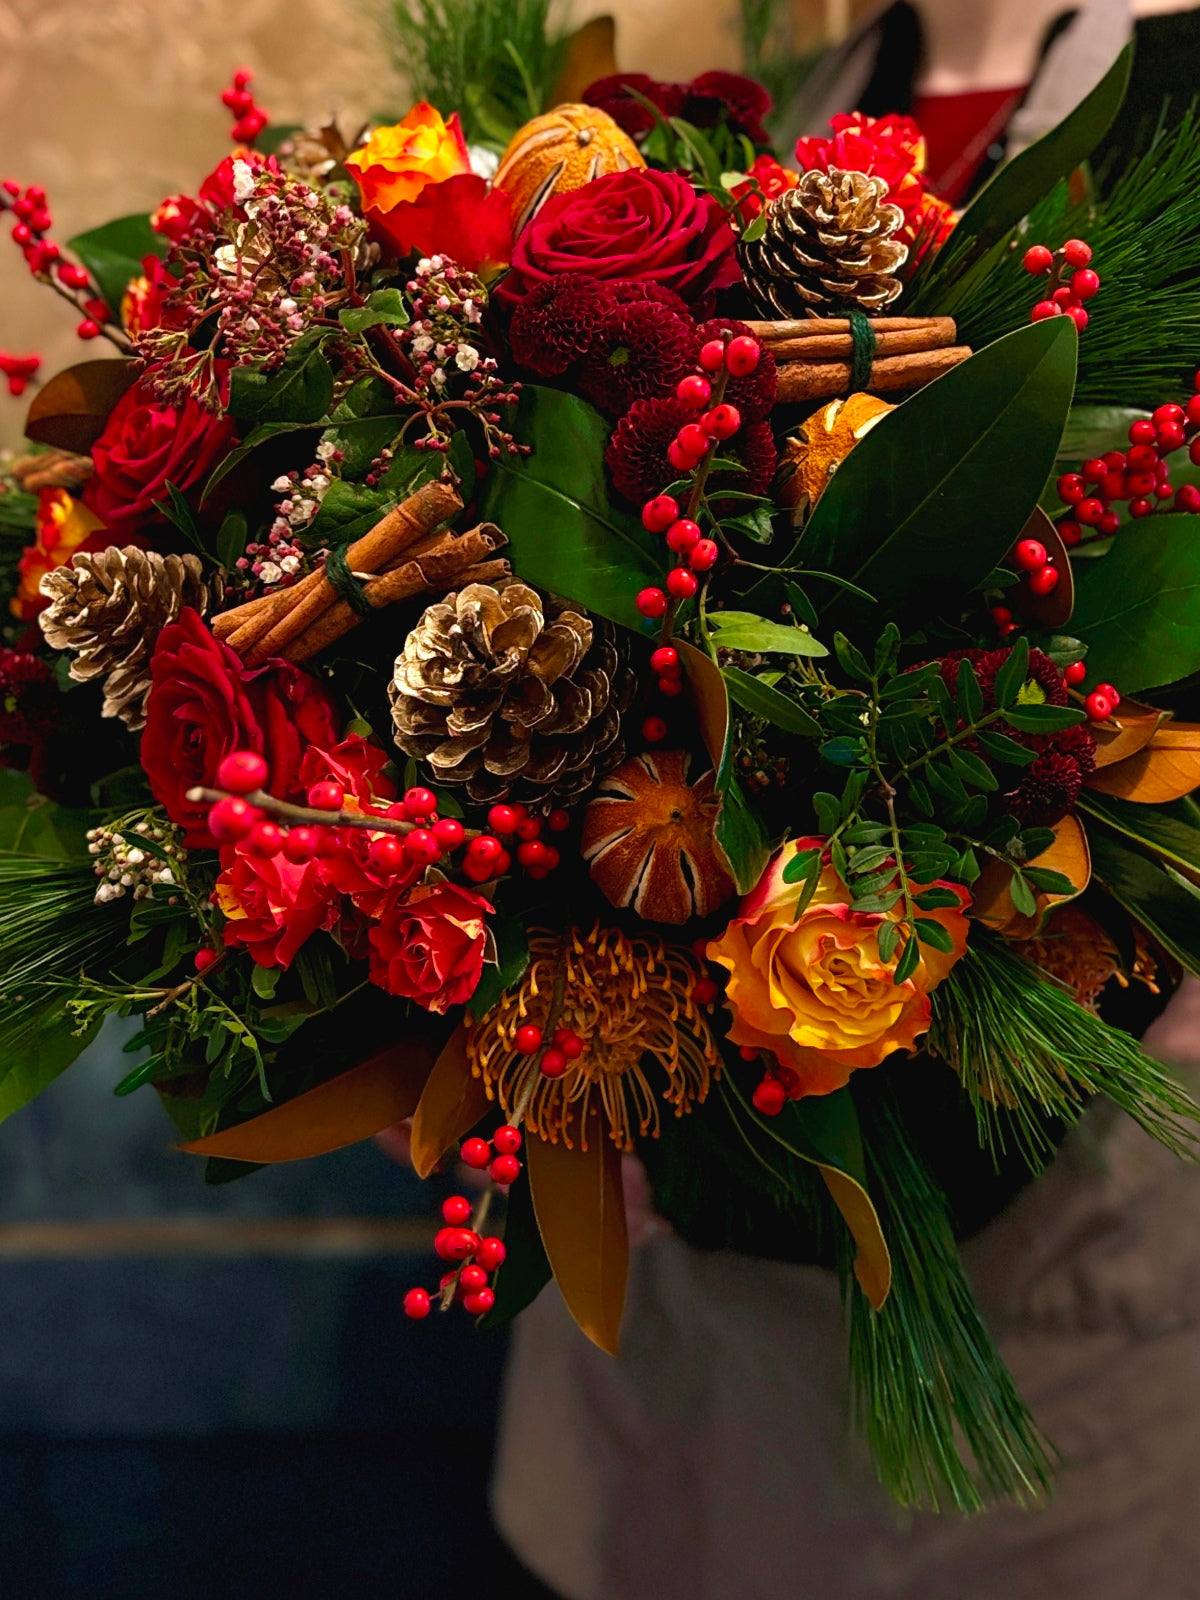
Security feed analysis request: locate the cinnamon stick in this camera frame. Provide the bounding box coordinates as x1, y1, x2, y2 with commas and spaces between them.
282, 524, 507, 664
761, 320, 959, 362
745, 315, 958, 341
775, 346, 972, 403
241, 479, 463, 666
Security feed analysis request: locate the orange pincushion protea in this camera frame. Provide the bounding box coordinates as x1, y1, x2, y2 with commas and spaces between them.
581, 749, 734, 924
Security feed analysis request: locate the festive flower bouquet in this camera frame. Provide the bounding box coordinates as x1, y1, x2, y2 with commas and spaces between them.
3, 27, 1200, 1511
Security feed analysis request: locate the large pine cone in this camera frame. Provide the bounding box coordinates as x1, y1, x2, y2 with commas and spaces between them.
38, 546, 210, 730
389, 580, 633, 805
738, 168, 907, 317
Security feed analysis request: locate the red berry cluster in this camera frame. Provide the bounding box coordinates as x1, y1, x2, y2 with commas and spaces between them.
203, 750, 564, 887
0, 351, 39, 398
1052, 380, 1200, 545
635, 333, 762, 624
1023, 237, 1099, 332
745, 1048, 803, 1116
404, 1168, 514, 1321
989, 535, 1062, 631
221, 68, 269, 145
1063, 659, 1122, 722
0, 179, 109, 341
513, 1020, 586, 1080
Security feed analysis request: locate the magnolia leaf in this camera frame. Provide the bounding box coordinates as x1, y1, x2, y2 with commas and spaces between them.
1071, 514, 1200, 692
1089, 829, 1200, 979
548, 13, 617, 103
1084, 720, 1200, 803
339, 288, 410, 335
1089, 696, 1165, 769
477, 1167, 552, 1329
410, 1022, 490, 1178
1058, 405, 1149, 463
970, 812, 1090, 936
679, 641, 770, 892
0, 999, 101, 1126
1011, 507, 1074, 628
25, 359, 139, 452
526, 1109, 628, 1356
179, 1042, 434, 1162
1079, 791, 1200, 880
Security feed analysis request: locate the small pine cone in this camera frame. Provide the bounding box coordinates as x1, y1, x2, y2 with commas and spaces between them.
738, 168, 908, 318
38, 546, 210, 730
390, 580, 634, 805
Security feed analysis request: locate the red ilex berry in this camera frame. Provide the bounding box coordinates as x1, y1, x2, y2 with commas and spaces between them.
676, 423, 709, 460
554, 1029, 585, 1060
1127, 443, 1159, 472
1157, 483, 1174, 502
194, 947, 219, 973
990, 606, 1012, 627
1057, 520, 1082, 546
1014, 538, 1047, 571
1191, 438, 1200, 467
1062, 238, 1092, 268
306, 779, 344, 810
217, 750, 267, 794
1103, 449, 1128, 469
1097, 511, 1121, 536
666, 567, 699, 599
1187, 395, 1200, 427
547, 808, 570, 832
1051, 286, 1075, 309
57, 262, 90, 290
1094, 681, 1121, 707
1126, 470, 1157, 497
432, 816, 465, 849
368, 835, 408, 875
1076, 497, 1105, 526
490, 1154, 521, 1185
314, 828, 344, 859
1082, 456, 1107, 483
540, 1047, 567, 1078
208, 795, 259, 842
1056, 474, 1085, 505
462, 1289, 496, 1316
642, 494, 679, 533
666, 440, 695, 472
752, 1077, 787, 1116
245, 820, 283, 858
725, 336, 761, 376
689, 539, 719, 572
76, 319, 102, 340
459, 1265, 488, 1292
403, 1288, 431, 1320
404, 828, 442, 866
1070, 268, 1100, 301
442, 1195, 472, 1225
1129, 497, 1153, 518
1176, 484, 1200, 512
493, 1125, 523, 1155
650, 645, 680, 677
665, 518, 701, 553
1028, 563, 1059, 595
1085, 690, 1114, 721
1065, 305, 1089, 333
658, 675, 683, 697
1153, 402, 1186, 428
435, 1227, 480, 1261
1030, 300, 1060, 322
1158, 423, 1187, 453
699, 339, 727, 372
467, 834, 504, 868
514, 1024, 543, 1054
1129, 419, 1157, 446
642, 716, 667, 743
516, 816, 542, 841
702, 403, 741, 439
517, 839, 549, 869
487, 804, 520, 836
282, 826, 318, 864
460, 1138, 492, 1169
1099, 469, 1126, 500
403, 786, 437, 819
476, 1237, 506, 1272
1064, 660, 1087, 686
675, 374, 711, 410
636, 587, 668, 619
1022, 244, 1054, 274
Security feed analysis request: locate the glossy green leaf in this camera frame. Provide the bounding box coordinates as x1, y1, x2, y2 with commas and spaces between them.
228, 332, 335, 425
66, 213, 166, 318
202, 420, 323, 502
0, 770, 96, 860
468, 915, 530, 1018
1079, 791, 1200, 878
1070, 514, 1200, 692
302, 479, 395, 550
722, 666, 822, 737
1003, 702, 1086, 732
1057, 405, 1149, 463
479, 385, 660, 631
708, 619, 828, 657
477, 1169, 552, 1330
0, 997, 101, 1126
1089, 827, 1200, 978
798, 319, 1077, 622
339, 288, 411, 335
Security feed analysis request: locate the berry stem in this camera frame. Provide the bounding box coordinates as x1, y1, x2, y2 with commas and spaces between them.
185, 784, 483, 841
438, 1187, 495, 1311
656, 341, 733, 646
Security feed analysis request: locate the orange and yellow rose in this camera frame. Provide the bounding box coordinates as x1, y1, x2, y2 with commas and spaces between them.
347, 102, 471, 217
12, 489, 105, 622
708, 837, 969, 1097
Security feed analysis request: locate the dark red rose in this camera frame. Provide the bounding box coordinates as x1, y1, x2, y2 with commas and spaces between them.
497, 168, 740, 312
82, 371, 237, 541
215, 846, 339, 968
368, 880, 492, 1013
142, 608, 339, 847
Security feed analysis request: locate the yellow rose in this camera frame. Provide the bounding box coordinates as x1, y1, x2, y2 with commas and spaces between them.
346, 102, 472, 216
708, 837, 969, 1097
13, 489, 104, 622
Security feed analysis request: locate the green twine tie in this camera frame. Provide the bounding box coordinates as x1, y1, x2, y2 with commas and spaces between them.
848, 308, 877, 393
324, 543, 374, 618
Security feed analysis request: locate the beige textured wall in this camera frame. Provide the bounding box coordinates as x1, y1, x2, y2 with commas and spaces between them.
0, 0, 760, 448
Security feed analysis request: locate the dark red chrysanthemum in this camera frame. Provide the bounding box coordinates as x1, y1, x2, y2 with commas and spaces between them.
605, 395, 776, 505
507, 274, 616, 377
695, 316, 777, 420
0, 650, 58, 746
579, 299, 699, 416
1025, 647, 1070, 707
682, 71, 773, 145
1009, 750, 1084, 826
1053, 720, 1097, 776
939, 645, 1067, 712
608, 279, 691, 318
582, 73, 685, 141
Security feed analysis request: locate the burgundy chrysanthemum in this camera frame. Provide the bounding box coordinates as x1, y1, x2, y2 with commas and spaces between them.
0, 650, 59, 746
507, 274, 616, 377
608, 279, 691, 318
605, 395, 777, 505
579, 300, 699, 416
1053, 720, 1098, 776
582, 74, 685, 141
1009, 750, 1085, 826
696, 317, 777, 420
682, 71, 773, 145
939, 645, 1067, 712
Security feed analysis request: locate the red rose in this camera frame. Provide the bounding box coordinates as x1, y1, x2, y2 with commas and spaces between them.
82, 370, 237, 541
215, 845, 339, 968
368, 881, 492, 1013
385, 172, 514, 278
142, 608, 339, 847
498, 168, 740, 311
299, 733, 397, 808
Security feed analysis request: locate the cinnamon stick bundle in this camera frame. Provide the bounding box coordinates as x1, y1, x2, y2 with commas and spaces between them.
755, 318, 958, 362
776, 346, 972, 403
745, 315, 958, 344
